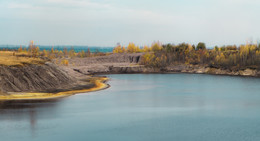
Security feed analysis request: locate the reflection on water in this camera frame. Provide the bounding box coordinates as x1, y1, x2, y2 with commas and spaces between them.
0, 99, 63, 137
1, 74, 260, 141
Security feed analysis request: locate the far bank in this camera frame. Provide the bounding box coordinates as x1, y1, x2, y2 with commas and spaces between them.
56, 53, 260, 77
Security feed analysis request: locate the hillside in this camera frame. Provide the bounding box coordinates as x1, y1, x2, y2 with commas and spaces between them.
0, 51, 109, 100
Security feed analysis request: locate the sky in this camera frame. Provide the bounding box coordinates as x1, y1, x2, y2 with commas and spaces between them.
0, 0, 260, 47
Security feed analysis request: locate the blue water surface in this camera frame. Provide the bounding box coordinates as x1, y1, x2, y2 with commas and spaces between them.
0, 45, 113, 53
1, 74, 260, 141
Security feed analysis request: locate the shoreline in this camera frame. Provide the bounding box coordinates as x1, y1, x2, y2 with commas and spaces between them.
1, 51, 260, 101
0, 77, 109, 101
84, 64, 260, 78
95, 71, 260, 78
1, 66, 259, 101
102, 72, 260, 79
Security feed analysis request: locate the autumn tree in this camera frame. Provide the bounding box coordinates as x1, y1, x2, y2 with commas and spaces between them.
214, 46, 219, 51
63, 47, 68, 56
51, 47, 54, 54
69, 47, 76, 58
143, 45, 151, 52
18, 45, 23, 52
151, 42, 162, 52
86, 48, 91, 57
127, 43, 137, 53
113, 44, 123, 53
42, 49, 48, 57
196, 42, 206, 50
79, 50, 85, 58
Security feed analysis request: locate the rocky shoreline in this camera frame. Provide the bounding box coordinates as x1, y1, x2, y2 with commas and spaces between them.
1, 53, 259, 98
58, 53, 260, 77
88, 65, 260, 77
166, 65, 260, 77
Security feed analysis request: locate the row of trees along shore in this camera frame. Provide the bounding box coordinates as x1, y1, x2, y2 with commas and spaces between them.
15, 44, 105, 59
113, 42, 260, 69
0, 41, 107, 66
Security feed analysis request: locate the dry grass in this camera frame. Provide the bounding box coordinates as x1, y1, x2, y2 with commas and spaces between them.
0, 51, 45, 66
0, 77, 109, 100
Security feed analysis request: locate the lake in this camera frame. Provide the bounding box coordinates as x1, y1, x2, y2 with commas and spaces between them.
0, 45, 114, 53
1, 74, 260, 141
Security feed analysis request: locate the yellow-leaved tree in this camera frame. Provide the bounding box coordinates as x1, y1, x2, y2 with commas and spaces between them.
127, 43, 137, 53
151, 42, 162, 52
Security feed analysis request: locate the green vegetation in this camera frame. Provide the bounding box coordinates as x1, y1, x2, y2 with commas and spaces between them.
2, 40, 260, 70
113, 42, 260, 69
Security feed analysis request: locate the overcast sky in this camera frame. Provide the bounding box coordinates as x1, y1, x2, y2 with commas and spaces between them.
0, 0, 260, 47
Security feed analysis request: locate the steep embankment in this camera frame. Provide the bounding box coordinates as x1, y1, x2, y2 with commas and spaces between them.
0, 76, 108, 100
0, 62, 78, 93
0, 60, 109, 100
58, 53, 260, 77
57, 53, 144, 74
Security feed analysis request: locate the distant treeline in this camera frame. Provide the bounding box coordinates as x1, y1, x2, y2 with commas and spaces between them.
0, 42, 109, 66
1, 43, 109, 59
113, 42, 260, 69
0, 45, 113, 53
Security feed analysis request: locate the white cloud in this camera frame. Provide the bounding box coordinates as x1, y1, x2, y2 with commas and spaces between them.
4, 0, 180, 26
1, 0, 260, 46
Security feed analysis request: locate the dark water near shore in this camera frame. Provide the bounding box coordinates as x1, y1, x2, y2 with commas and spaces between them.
1, 74, 260, 141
